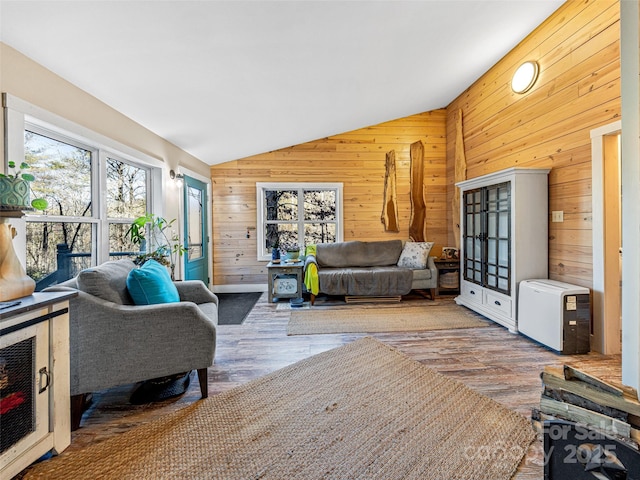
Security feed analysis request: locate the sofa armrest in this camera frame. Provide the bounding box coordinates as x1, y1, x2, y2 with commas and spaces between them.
427, 255, 437, 277
174, 280, 219, 306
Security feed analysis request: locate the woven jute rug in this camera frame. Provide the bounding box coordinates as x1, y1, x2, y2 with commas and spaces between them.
287, 303, 490, 335
24, 337, 534, 480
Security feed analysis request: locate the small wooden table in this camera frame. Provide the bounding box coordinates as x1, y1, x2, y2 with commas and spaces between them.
267, 261, 304, 303
434, 258, 460, 296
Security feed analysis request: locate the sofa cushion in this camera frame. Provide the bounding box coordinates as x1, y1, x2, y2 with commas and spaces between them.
126, 259, 180, 305
316, 240, 403, 268
318, 266, 413, 296
397, 242, 434, 269
77, 259, 136, 304
411, 267, 433, 281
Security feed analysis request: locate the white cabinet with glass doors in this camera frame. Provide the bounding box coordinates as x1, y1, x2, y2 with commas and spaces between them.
455, 167, 550, 332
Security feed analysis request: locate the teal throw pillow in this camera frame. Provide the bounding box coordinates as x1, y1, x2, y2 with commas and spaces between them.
126, 259, 180, 305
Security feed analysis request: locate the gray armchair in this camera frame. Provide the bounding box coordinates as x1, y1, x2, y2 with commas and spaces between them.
44, 259, 217, 430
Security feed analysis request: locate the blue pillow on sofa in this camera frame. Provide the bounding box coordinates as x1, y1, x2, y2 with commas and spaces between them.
126, 259, 180, 305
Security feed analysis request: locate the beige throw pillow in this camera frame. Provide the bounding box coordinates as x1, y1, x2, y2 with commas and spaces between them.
397, 242, 434, 269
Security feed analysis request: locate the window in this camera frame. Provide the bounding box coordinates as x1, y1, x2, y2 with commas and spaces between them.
256, 183, 343, 260
186, 185, 204, 260
24, 128, 96, 284
106, 157, 149, 258
4, 95, 162, 290
23, 127, 154, 289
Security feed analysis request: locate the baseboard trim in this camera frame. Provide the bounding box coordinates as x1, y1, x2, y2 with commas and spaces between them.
345, 295, 401, 304
213, 284, 268, 294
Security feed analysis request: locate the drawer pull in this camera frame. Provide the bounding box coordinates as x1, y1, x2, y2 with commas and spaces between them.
494, 300, 501, 306
470, 290, 476, 295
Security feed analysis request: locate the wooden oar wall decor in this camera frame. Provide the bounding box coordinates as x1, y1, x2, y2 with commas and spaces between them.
409, 140, 427, 242
453, 109, 467, 249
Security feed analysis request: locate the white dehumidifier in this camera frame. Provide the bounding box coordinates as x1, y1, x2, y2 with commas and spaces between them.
518, 279, 590, 354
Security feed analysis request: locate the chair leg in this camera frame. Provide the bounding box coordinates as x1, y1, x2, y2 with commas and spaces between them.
197, 368, 209, 398
70, 393, 86, 431
430, 288, 436, 300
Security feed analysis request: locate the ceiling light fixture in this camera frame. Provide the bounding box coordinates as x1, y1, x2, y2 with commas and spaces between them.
511, 61, 539, 94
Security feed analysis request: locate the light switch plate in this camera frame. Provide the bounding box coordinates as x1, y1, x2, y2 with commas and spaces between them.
551, 211, 564, 222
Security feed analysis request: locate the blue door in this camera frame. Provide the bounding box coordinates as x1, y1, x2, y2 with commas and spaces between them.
183, 175, 209, 284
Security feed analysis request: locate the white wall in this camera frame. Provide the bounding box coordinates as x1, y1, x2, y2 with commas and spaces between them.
0, 42, 210, 217
620, 0, 640, 398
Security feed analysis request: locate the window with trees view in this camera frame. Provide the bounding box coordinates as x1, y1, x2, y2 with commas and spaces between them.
256, 183, 342, 260
23, 126, 155, 290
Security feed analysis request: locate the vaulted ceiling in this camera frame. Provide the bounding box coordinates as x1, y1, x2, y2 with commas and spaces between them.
0, 1, 564, 165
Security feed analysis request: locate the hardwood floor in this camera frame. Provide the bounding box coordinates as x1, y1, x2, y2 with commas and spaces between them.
43, 294, 625, 478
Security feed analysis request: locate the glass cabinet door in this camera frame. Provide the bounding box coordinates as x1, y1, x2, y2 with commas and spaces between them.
462, 182, 511, 295
463, 188, 484, 284
484, 182, 511, 294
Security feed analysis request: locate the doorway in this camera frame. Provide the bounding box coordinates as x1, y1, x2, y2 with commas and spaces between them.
591, 121, 621, 354
182, 175, 209, 285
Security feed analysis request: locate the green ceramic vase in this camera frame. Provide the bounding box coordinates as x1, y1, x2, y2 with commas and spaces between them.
0, 177, 30, 209
284, 249, 300, 261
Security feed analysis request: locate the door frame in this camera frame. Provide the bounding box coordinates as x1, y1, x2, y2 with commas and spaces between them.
591, 120, 621, 354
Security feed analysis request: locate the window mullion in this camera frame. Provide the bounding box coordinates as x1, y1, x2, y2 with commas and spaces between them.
297, 188, 305, 246
95, 149, 108, 265
24, 216, 99, 224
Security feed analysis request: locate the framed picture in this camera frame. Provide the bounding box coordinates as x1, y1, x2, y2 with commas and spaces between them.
442, 247, 459, 260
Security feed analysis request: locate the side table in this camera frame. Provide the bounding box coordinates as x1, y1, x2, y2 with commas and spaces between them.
434, 258, 460, 296
267, 261, 304, 303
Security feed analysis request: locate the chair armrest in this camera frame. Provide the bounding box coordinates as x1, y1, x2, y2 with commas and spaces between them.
174, 280, 218, 306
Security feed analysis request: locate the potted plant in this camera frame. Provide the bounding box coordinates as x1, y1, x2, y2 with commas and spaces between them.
126, 213, 187, 280
0, 161, 47, 301
281, 242, 302, 261
0, 161, 48, 211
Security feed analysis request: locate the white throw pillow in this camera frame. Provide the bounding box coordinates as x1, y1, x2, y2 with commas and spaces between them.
397, 242, 434, 269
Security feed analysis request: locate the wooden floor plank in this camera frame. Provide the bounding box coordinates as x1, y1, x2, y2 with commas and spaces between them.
40, 295, 625, 478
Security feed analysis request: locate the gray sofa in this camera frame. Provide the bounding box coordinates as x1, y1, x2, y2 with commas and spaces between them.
44, 259, 218, 430
305, 240, 437, 304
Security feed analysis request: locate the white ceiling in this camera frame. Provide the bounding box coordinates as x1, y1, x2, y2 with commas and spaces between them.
0, 1, 563, 165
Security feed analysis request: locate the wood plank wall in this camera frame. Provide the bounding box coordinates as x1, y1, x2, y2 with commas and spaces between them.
445, 0, 620, 288
210, 111, 447, 288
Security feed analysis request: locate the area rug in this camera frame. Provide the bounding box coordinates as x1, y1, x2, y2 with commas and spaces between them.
287, 303, 490, 335
216, 291, 262, 325
24, 337, 535, 480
